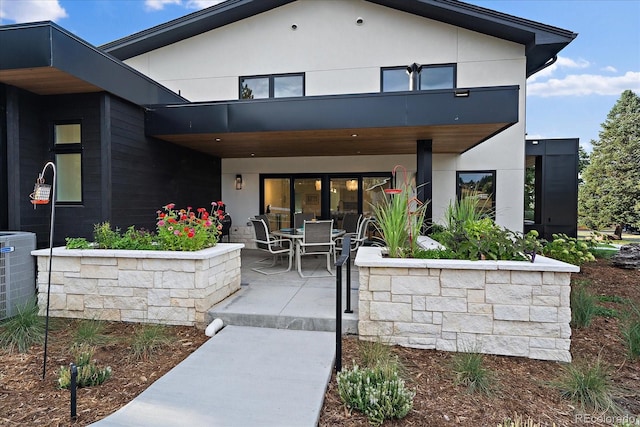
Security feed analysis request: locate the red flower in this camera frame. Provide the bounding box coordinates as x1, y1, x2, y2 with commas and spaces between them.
187, 231, 195, 238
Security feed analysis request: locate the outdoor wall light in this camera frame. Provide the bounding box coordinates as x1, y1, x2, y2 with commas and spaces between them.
356, 17, 364, 25
291, 23, 298, 30
235, 174, 243, 190
454, 90, 470, 97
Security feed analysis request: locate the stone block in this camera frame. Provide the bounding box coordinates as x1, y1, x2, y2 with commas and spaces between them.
425, 296, 467, 313
358, 320, 393, 337
412, 296, 426, 311
441, 287, 466, 297
370, 302, 412, 322
80, 264, 119, 280
408, 337, 436, 349
486, 270, 510, 284
532, 295, 560, 307
528, 348, 571, 363
51, 257, 81, 272
481, 335, 529, 357
118, 270, 155, 288
394, 322, 440, 336
64, 278, 98, 294
117, 258, 139, 270
412, 310, 433, 324
494, 305, 529, 321
511, 271, 542, 286
436, 339, 457, 352
66, 294, 84, 311
433, 312, 443, 325
468, 303, 492, 314
440, 269, 485, 289
493, 321, 560, 338
162, 271, 195, 289
371, 267, 408, 277
84, 294, 104, 309
442, 313, 493, 334
104, 296, 146, 311
369, 275, 391, 291
148, 289, 171, 306
467, 289, 485, 303
148, 306, 191, 324
81, 257, 117, 265
392, 294, 411, 303
171, 297, 195, 308
391, 276, 440, 295
373, 292, 391, 302
554, 273, 571, 286
359, 300, 370, 320
530, 337, 556, 349
486, 283, 532, 305
529, 306, 558, 323
98, 285, 134, 297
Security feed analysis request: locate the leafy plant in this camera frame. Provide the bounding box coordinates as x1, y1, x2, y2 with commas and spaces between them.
65, 237, 91, 249
93, 222, 121, 249
130, 323, 171, 360
570, 283, 597, 328
73, 319, 111, 346
542, 233, 596, 265
57, 343, 112, 389
552, 356, 618, 413
370, 166, 429, 258
451, 351, 495, 395
621, 304, 640, 360
337, 363, 415, 426
155, 202, 223, 251
412, 247, 459, 259
0, 298, 45, 353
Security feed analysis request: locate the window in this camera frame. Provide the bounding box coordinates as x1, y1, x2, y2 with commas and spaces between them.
240, 73, 304, 99
456, 171, 495, 218
53, 123, 82, 203
381, 64, 455, 92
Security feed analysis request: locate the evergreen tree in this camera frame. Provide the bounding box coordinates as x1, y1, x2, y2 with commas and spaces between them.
579, 90, 640, 231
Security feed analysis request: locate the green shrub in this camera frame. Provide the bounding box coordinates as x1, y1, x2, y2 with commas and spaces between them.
358, 339, 406, 379
0, 298, 45, 353
65, 237, 91, 249
542, 233, 596, 265
130, 323, 171, 360
571, 283, 598, 328
412, 247, 459, 259
93, 222, 121, 249
621, 304, 640, 360
337, 364, 415, 426
58, 343, 111, 389
451, 351, 495, 395
73, 319, 111, 346
553, 356, 617, 413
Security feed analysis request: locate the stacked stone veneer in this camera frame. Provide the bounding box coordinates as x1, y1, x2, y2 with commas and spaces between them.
31, 244, 244, 327
355, 247, 580, 362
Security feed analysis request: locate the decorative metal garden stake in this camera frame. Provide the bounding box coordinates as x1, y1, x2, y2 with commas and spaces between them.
30, 162, 56, 380
70, 363, 78, 420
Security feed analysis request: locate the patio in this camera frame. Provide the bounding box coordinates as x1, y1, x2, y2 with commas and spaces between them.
207, 248, 359, 334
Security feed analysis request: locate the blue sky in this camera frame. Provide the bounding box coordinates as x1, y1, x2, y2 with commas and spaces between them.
1, 0, 639, 152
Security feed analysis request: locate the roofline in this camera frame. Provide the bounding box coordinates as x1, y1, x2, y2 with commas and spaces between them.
101, 0, 576, 77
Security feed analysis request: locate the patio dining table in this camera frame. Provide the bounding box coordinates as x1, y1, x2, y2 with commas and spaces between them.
271, 227, 346, 266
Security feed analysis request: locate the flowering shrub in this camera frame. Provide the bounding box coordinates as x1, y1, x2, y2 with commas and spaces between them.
156, 202, 225, 251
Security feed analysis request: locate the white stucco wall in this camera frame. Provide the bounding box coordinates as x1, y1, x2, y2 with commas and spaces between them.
124, 0, 527, 233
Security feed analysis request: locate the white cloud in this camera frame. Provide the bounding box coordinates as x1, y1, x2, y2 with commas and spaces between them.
186, 0, 225, 9
528, 56, 590, 82
145, 0, 182, 11
528, 71, 640, 97
0, 0, 67, 24
602, 65, 618, 73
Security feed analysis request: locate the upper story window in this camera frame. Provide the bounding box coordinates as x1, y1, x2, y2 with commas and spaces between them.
381, 64, 456, 92
53, 122, 82, 203
240, 73, 305, 99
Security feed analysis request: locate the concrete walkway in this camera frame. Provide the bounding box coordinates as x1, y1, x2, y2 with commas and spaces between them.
91, 249, 355, 426
91, 326, 335, 427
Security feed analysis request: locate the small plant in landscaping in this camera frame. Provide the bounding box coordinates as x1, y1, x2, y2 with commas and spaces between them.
451, 350, 495, 395
358, 339, 407, 379
93, 222, 121, 249
552, 356, 618, 413
0, 298, 44, 353
498, 413, 558, 427
337, 363, 415, 426
65, 237, 91, 249
155, 202, 224, 251
73, 319, 111, 347
621, 304, 640, 360
542, 233, 596, 265
571, 282, 598, 329
58, 343, 112, 389
130, 323, 171, 360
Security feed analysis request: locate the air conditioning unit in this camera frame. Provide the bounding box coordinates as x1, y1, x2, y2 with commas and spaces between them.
0, 232, 36, 320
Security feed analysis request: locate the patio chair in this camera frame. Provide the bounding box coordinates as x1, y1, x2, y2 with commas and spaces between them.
250, 218, 293, 275
296, 220, 335, 277
335, 216, 371, 259
256, 214, 271, 233
294, 212, 314, 229
341, 213, 360, 234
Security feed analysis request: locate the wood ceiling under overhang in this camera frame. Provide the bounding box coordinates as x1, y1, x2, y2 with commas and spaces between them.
145, 86, 519, 158
154, 122, 511, 158
0, 67, 103, 95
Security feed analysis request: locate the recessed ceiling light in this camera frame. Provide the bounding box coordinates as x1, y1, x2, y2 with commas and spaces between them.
215, 138, 221, 142
351, 133, 358, 137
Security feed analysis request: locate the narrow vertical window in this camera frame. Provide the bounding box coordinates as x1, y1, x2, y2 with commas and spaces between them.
54, 123, 82, 203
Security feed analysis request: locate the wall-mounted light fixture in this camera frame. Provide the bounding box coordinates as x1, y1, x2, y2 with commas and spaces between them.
315, 179, 322, 191
235, 174, 243, 190
454, 89, 470, 98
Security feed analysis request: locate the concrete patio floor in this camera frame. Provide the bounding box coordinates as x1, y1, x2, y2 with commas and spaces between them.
207, 248, 359, 334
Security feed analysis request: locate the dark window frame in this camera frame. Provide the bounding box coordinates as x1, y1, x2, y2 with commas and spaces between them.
456, 170, 496, 218
239, 72, 305, 99
380, 64, 457, 92
52, 120, 83, 205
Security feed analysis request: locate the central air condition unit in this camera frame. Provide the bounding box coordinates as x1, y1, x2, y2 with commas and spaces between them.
0, 232, 36, 320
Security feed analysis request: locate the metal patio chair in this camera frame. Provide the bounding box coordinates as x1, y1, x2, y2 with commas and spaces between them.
296, 220, 335, 277
335, 216, 371, 259
294, 212, 314, 229
341, 213, 360, 234
250, 218, 293, 275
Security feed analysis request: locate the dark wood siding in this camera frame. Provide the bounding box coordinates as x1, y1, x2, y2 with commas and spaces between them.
109, 97, 221, 232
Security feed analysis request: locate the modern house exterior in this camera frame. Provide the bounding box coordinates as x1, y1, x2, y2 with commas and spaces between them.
0, 0, 577, 248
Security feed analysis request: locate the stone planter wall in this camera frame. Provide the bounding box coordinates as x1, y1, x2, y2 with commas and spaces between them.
355, 246, 579, 362
31, 244, 244, 327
